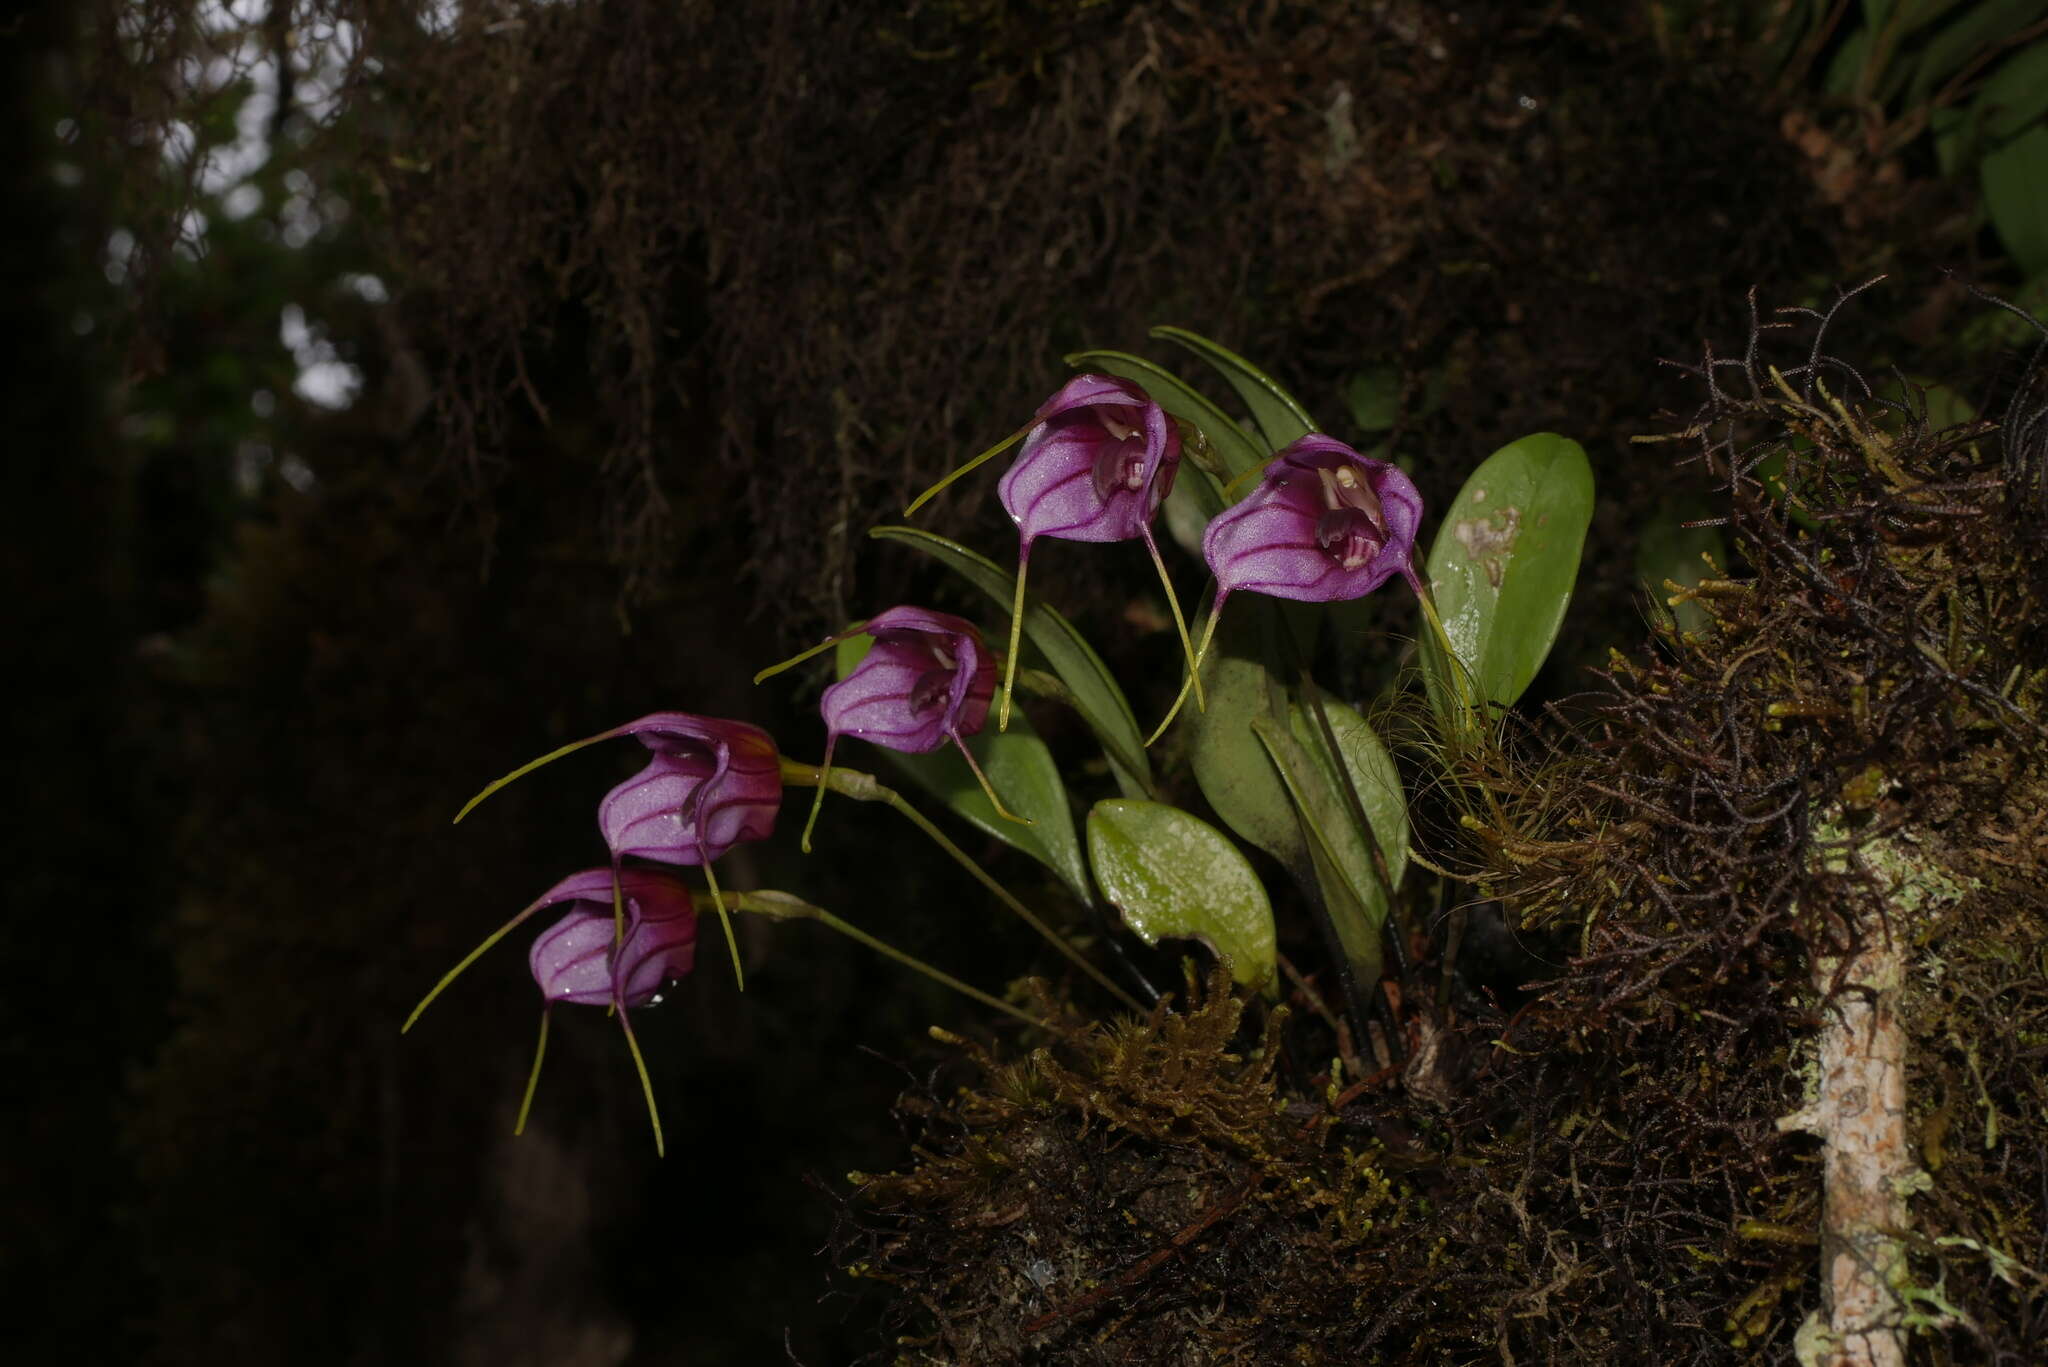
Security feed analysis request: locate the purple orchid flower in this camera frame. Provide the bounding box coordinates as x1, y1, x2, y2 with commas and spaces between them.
998, 373, 1182, 549
521, 867, 700, 1155
818, 605, 994, 755
988, 375, 1198, 728
595, 712, 783, 869
1202, 434, 1425, 609
526, 867, 700, 1008
797, 606, 1025, 844
402, 866, 703, 1154
1149, 435, 1425, 741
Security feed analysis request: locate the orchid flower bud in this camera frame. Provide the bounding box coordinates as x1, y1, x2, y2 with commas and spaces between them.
993, 375, 1200, 728
519, 867, 700, 1155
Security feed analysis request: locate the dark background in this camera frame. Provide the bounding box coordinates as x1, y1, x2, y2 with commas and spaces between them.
6, 1, 2034, 1361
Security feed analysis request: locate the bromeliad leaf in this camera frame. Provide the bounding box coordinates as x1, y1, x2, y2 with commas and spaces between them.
836, 634, 1092, 905
868, 525, 1153, 798
1086, 799, 1276, 994
1063, 347, 1265, 479
1420, 432, 1594, 720
1151, 326, 1317, 453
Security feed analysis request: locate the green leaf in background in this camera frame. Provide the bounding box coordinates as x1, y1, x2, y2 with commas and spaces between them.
1908, 0, 2041, 107
1976, 40, 2048, 144
868, 525, 1153, 799
1420, 433, 1595, 719
1151, 325, 1317, 453
1983, 124, 2048, 278
835, 634, 1092, 905
1086, 799, 1276, 993
1188, 604, 1306, 873
1063, 347, 1266, 479
1636, 496, 1727, 637
1343, 364, 1403, 433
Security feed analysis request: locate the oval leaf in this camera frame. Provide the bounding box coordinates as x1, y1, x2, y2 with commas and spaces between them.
1063, 347, 1265, 479
1151, 326, 1317, 452
1421, 433, 1594, 716
837, 633, 1091, 905
868, 525, 1152, 798
1087, 799, 1276, 993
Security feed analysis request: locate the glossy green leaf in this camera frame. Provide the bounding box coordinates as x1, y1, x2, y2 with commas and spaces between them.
1150, 326, 1317, 453
1063, 347, 1265, 479
868, 525, 1152, 798
836, 634, 1092, 905
1421, 433, 1595, 718
1983, 124, 2048, 278
1188, 604, 1305, 873
1086, 799, 1276, 993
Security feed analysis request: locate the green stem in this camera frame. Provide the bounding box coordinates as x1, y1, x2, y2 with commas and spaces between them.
728, 890, 1045, 1029
780, 760, 1142, 1013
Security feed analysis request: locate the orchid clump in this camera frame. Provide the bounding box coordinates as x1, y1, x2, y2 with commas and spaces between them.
414, 325, 1593, 1166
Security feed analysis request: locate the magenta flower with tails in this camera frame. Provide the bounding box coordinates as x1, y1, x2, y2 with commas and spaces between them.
405, 867, 700, 1154
902, 374, 1203, 730
448, 710, 782, 986
1151, 435, 1427, 741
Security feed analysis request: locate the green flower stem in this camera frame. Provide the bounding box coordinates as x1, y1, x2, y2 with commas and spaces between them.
724, 890, 1045, 1030
781, 758, 1143, 1013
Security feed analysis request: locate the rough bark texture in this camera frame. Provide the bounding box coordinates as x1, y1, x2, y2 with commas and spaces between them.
1781, 918, 1913, 1367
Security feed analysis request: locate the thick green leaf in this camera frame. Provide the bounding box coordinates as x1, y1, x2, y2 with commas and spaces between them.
1188, 604, 1305, 872
1086, 799, 1276, 992
1983, 124, 2048, 277
1150, 326, 1317, 453
1064, 347, 1265, 479
1421, 433, 1595, 717
1250, 716, 1383, 990
1290, 697, 1408, 893
868, 525, 1152, 798
836, 634, 1092, 905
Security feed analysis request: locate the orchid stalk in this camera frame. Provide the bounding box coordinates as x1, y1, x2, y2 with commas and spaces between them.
780, 756, 1142, 1013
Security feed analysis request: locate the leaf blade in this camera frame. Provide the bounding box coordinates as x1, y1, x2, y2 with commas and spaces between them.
1086, 799, 1276, 993
1150, 325, 1317, 452
1420, 432, 1595, 717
